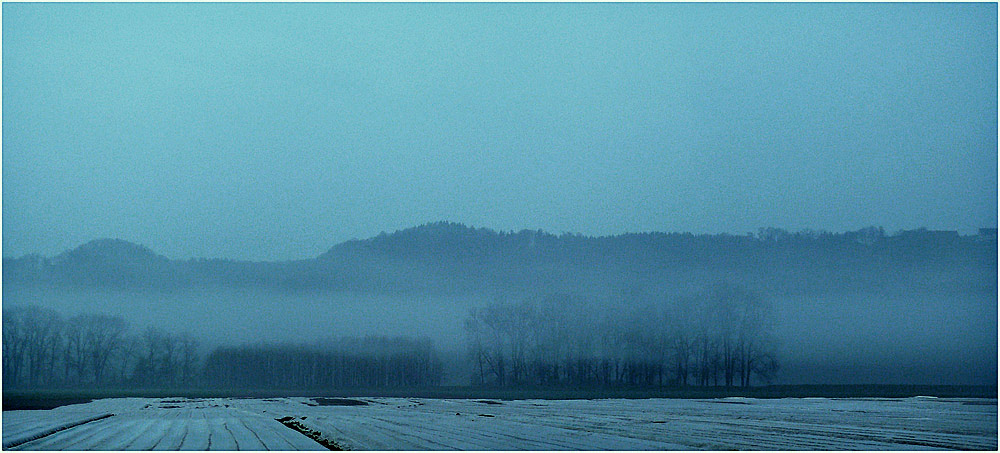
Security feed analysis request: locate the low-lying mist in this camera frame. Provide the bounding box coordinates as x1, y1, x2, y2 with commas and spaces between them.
2, 286, 473, 350
3, 224, 996, 387
4, 282, 994, 386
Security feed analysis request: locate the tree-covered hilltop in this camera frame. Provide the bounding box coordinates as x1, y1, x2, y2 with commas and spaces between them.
2, 222, 996, 297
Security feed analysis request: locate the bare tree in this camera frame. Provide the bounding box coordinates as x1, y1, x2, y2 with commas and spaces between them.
177, 333, 200, 386
705, 284, 778, 387
63, 315, 90, 384
139, 328, 179, 387
735, 293, 778, 387
464, 314, 487, 385
19, 307, 63, 387
80, 314, 128, 385
3, 307, 29, 386
117, 334, 143, 384
462, 288, 778, 389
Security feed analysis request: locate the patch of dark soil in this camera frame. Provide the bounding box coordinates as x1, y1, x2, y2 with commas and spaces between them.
161, 398, 206, 403
3, 397, 94, 411
478, 414, 494, 417
475, 399, 502, 405
276, 417, 345, 450
158, 405, 183, 409
312, 398, 368, 406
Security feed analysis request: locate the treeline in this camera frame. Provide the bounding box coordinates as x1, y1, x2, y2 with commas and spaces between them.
2, 306, 199, 388
5, 284, 780, 392
4, 223, 994, 296
3, 306, 442, 390
324, 223, 994, 267
204, 338, 442, 389
465, 286, 778, 388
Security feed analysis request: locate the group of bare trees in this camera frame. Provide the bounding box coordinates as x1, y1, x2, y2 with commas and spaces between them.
465, 285, 778, 388
2, 306, 199, 389
4, 305, 444, 391
7, 286, 776, 391
203, 337, 443, 389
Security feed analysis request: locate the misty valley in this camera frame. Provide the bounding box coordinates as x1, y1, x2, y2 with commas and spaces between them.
4, 223, 997, 449
5, 1, 997, 449
4, 223, 998, 392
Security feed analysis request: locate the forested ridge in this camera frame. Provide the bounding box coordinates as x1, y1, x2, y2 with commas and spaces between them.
3, 222, 995, 296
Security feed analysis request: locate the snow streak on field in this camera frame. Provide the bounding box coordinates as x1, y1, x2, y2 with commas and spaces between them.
2, 398, 323, 450
2, 396, 996, 450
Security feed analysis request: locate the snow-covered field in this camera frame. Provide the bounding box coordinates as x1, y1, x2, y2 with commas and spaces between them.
3, 396, 996, 450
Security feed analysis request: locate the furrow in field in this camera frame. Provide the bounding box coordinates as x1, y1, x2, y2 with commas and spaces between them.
668, 417, 925, 450
124, 419, 175, 450
296, 416, 397, 451
487, 409, 753, 450
2, 413, 115, 449
425, 413, 686, 450
703, 414, 993, 450
106, 415, 161, 450
178, 410, 211, 450
150, 414, 187, 450
14, 417, 130, 451
361, 414, 505, 450
594, 404, 976, 450
298, 414, 440, 450
234, 416, 271, 450
257, 417, 328, 450
4, 396, 995, 451
363, 413, 559, 450
204, 415, 238, 450
334, 414, 460, 450
316, 419, 559, 450
2, 419, 60, 440
305, 410, 671, 451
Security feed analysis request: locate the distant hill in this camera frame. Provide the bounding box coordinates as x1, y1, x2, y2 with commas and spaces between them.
55, 238, 167, 264
3, 222, 996, 298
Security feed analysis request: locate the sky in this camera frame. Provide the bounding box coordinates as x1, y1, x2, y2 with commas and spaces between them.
3, 2, 997, 261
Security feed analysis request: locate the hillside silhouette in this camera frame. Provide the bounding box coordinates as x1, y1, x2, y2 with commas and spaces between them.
3, 222, 995, 299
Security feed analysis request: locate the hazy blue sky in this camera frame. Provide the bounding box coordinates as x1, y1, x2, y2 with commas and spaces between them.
3, 3, 996, 260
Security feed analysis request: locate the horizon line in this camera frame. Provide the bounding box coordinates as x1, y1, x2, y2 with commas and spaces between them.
4, 221, 995, 262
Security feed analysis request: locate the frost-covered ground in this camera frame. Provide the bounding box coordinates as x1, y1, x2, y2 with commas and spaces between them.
3, 396, 996, 450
